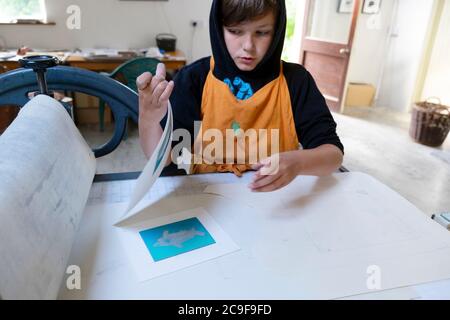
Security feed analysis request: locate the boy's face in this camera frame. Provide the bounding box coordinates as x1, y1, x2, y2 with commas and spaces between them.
223, 11, 276, 72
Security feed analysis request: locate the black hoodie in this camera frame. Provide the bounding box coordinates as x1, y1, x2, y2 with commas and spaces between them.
162, 0, 343, 176
209, 0, 286, 91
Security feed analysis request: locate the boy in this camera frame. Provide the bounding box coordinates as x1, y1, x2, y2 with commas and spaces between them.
137, 0, 344, 192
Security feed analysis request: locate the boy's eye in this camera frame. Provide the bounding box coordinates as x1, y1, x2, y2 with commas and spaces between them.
256, 30, 272, 36
227, 29, 242, 35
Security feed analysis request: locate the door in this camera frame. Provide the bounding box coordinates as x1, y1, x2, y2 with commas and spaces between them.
300, 0, 360, 112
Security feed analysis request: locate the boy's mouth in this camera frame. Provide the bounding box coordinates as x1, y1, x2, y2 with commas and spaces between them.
238, 57, 256, 65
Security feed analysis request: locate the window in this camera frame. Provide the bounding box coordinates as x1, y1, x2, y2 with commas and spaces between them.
282, 0, 302, 63
0, 0, 47, 23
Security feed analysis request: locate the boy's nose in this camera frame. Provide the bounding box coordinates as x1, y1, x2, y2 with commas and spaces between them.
242, 35, 256, 52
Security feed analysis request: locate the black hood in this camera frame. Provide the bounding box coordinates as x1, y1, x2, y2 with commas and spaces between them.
209, 0, 287, 90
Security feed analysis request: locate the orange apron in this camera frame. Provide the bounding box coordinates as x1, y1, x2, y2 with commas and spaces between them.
190, 57, 299, 176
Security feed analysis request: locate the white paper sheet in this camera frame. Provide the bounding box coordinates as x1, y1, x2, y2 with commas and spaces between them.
58, 193, 250, 299
0, 95, 96, 299
115, 104, 173, 225
87, 172, 253, 206
111, 105, 241, 283
59, 173, 450, 299
117, 208, 240, 281
203, 173, 450, 299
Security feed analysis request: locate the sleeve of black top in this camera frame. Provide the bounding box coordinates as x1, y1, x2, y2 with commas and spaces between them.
283, 62, 344, 155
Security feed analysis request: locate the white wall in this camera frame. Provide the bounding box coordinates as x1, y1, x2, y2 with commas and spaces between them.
421, 0, 450, 106
345, 0, 436, 112
294, 0, 398, 109
308, 0, 353, 44
347, 0, 396, 87
376, 0, 434, 112
0, 0, 212, 63
280, 0, 436, 114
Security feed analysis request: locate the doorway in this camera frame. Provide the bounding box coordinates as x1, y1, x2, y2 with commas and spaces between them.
342, 0, 440, 115
291, 0, 442, 116
299, 0, 360, 112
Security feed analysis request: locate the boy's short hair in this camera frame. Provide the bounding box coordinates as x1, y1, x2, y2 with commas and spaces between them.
221, 0, 278, 26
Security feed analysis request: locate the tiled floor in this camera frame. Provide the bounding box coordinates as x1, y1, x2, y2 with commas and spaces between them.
79, 105, 450, 216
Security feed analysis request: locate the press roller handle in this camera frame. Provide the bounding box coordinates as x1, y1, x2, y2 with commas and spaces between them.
19, 55, 59, 96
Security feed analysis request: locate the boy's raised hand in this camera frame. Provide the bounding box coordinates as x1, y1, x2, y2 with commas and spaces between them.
137, 63, 174, 123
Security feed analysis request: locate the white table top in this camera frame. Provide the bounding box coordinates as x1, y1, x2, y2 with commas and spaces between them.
58, 172, 450, 300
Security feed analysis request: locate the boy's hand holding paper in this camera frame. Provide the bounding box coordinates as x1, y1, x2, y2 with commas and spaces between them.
137, 63, 174, 124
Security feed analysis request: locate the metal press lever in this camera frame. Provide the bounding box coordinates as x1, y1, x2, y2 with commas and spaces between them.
19, 55, 60, 96
17, 55, 74, 116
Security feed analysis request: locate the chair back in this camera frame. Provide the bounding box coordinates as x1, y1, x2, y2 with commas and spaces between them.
109, 57, 160, 92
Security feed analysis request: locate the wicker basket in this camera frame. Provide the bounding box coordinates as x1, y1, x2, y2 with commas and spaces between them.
409, 98, 450, 147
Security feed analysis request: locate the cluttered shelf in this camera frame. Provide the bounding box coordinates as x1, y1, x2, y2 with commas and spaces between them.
66, 48, 186, 71
0, 48, 187, 73
0, 48, 187, 129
